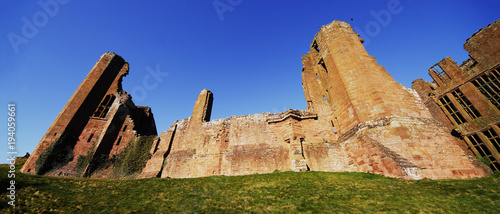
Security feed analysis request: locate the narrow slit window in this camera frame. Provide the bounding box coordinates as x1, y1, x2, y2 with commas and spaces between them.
331, 121, 337, 133
87, 133, 94, 143
316, 74, 319, 79
122, 125, 128, 132
323, 96, 326, 102
319, 59, 328, 73
451, 89, 481, 119
439, 96, 466, 125
473, 68, 500, 110
116, 136, 122, 145
312, 41, 319, 52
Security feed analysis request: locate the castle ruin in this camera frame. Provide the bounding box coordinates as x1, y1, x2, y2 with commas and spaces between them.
22, 20, 498, 180
413, 20, 500, 172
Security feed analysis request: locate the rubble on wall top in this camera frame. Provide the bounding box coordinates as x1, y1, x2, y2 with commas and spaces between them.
466, 19, 500, 42
267, 109, 317, 123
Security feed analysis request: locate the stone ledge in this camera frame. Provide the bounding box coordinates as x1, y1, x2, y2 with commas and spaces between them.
266, 109, 317, 123
338, 116, 445, 143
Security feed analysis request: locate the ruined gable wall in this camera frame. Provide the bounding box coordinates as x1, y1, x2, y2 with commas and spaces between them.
21, 52, 129, 174
22, 52, 158, 178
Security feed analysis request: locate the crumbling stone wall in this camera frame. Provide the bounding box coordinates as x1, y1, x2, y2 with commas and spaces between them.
143, 99, 323, 178
413, 19, 500, 171
21, 53, 157, 177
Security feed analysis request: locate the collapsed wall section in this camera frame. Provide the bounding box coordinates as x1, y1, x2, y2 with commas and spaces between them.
140, 89, 336, 178
412, 19, 500, 172
159, 114, 292, 178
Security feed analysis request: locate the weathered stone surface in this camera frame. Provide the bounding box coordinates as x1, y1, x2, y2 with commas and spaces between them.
21, 52, 157, 177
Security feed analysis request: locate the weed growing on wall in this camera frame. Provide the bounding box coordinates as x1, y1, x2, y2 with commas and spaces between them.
35, 133, 75, 175
475, 156, 492, 167
109, 135, 156, 178
74, 139, 99, 177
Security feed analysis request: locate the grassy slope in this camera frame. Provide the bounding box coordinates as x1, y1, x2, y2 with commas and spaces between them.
1, 158, 499, 213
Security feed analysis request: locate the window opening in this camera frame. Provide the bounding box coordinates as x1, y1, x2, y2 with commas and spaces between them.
472, 68, 500, 110
87, 133, 94, 143
331, 120, 337, 133
319, 59, 328, 73
93, 94, 116, 118
116, 136, 122, 145
439, 96, 466, 125
122, 125, 127, 132
483, 128, 500, 153
316, 74, 319, 79
312, 41, 319, 52
431, 64, 450, 82
323, 96, 326, 102
451, 89, 481, 119
467, 134, 500, 171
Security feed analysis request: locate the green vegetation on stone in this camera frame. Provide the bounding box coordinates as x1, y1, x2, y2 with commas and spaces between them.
74, 139, 99, 177
34, 133, 75, 175
108, 135, 156, 178
2, 158, 500, 213
86, 135, 156, 179
475, 155, 493, 167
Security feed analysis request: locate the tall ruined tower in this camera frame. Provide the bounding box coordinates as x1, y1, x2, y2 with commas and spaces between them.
300, 21, 490, 179
302, 21, 432, 135
21, 52, 157, 177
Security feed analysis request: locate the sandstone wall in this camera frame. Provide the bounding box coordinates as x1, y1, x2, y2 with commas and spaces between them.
21, 52, 157, 177
412, 19, 500, 171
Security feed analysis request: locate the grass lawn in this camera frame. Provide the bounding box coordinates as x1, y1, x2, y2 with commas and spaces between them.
1, 158, 499, 213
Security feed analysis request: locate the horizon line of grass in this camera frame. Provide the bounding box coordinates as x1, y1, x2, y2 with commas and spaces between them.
1, 158, 499, 213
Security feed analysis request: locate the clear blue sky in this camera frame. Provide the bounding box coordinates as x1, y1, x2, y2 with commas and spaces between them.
1, 0, 499, 163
